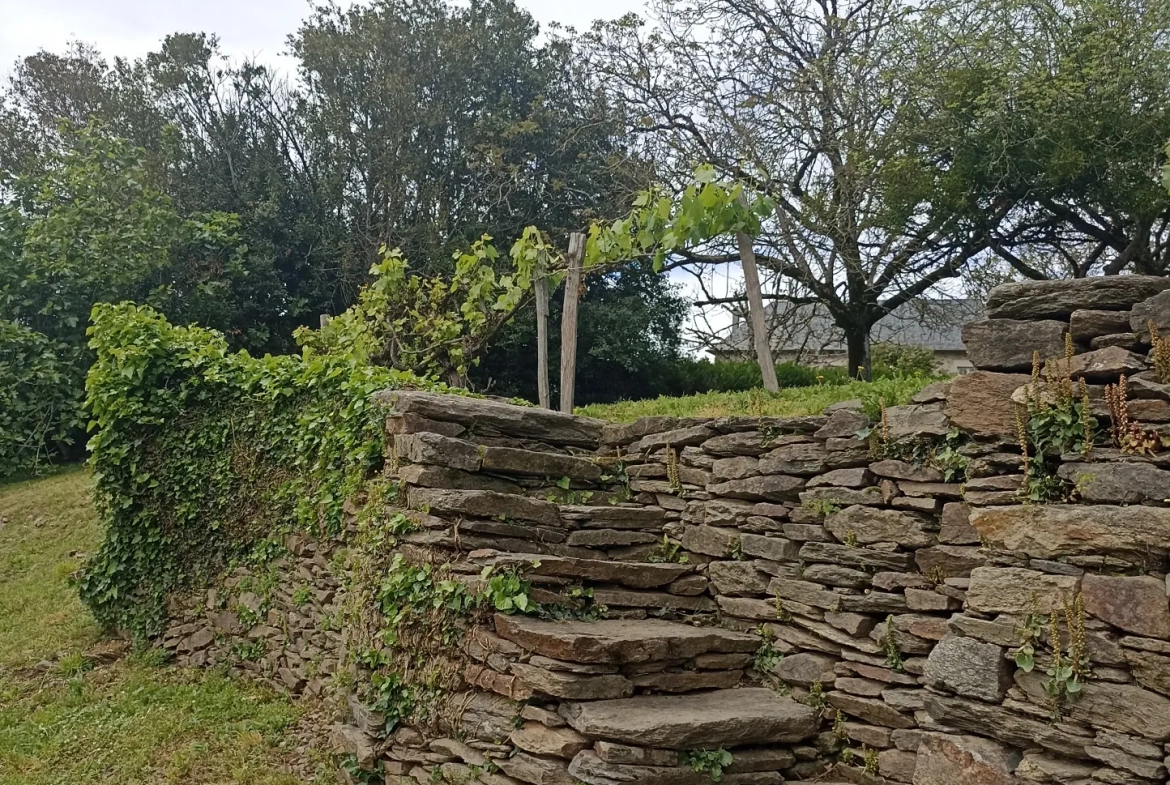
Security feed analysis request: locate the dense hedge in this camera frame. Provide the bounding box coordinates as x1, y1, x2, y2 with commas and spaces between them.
80, 303, 429, 637
660, 358, 851, 395
0, 320, 85, 479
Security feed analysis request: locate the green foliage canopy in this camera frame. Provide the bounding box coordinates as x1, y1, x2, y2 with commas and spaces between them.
912, 0, 1170, 277
0, 321, 84, 478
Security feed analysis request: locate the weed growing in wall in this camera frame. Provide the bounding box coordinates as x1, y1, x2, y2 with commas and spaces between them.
752, 625, 783, 676
1012, 593, 1091, 722
1016, 344, 1097, 502
882, 615, 904, 672
864, 407, 970, 483
681, 749, 733, 782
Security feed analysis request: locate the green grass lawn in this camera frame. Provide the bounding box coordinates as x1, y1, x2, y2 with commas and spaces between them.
0, 469, 332, 785
577, 375, 942, 422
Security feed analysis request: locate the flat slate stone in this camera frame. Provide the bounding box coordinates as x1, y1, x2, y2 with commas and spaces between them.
1081, 573, 1170, 638
961, 319, 1068, 372
1057, 461, 1170, 505
470, 551, 691, 589
882, 404, 950, 439
912, 733, 1022, 785
377, 390, 604, 447
510, 663, 634, 700
924, 635, 1012, 703
568, 751, 786, 785
924, 694, 1091, 760
1071, 309, 1134, 342
825, 505, 934, 549
601, 417, 696, 447
966, 567, 1081, 614
408, 488, 562, 526
986, 275, 1170, 320
394, 431, 482, 471
945, 372, 1031, 440
481, 446, 602, 480
1015, 670, 1170, 742
707, 475, 804, 502
798, 541, 915, 571
494, 615, 758, 664
559, 688, 818, 749
559, 504, 666, 530
1064, 345, 1148, 381
1132, 288, 1170, 335
970, 504, 1170, 567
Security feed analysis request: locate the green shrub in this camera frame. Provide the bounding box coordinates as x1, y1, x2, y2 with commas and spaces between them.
870, 343, 937, 378
79, 303, 429, 637
658, 358, 850, 396
0, 321, 85, 479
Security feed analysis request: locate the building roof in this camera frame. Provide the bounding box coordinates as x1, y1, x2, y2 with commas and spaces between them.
717, 298, 984, 355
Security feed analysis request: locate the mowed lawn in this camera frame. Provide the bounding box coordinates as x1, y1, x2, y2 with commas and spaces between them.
577, 375, 940, 422
0, 469, 332, 785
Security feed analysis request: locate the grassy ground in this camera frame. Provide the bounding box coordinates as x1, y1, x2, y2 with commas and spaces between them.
0, 469, 331, 785
577, 375, 942, 422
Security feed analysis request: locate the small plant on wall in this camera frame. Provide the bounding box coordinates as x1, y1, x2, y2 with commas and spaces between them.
1011, 593, 1091, 722
1105, 374, 1169, 456
681, 749, 734, 782
1016, 342, 1097, 502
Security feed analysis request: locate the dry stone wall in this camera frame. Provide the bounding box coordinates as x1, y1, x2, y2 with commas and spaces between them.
162, 275, 1170, 785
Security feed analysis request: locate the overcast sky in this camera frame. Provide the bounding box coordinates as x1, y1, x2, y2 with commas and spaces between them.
0, 0, 642, 75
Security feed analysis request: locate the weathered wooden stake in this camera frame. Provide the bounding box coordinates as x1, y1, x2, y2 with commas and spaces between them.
535, 265, 551, 409
736, 228, 780, 393
559, 232, 587, 413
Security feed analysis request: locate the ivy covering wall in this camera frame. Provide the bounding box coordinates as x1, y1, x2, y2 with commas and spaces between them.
79, 302, 430, 638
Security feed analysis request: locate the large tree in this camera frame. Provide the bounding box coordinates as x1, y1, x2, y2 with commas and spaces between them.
910, 0, 1170, 279
290, 0, 649, 276
0, 2, 651, 357
585, 0, 1012, 376
0, 37, 340, 353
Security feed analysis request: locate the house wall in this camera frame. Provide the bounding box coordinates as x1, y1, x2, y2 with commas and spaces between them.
721, 348, 974, 375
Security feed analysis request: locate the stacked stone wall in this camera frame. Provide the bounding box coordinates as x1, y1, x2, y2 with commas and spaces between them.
163, 275, 1170, 785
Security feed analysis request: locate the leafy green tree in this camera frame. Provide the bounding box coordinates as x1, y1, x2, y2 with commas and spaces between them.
1, 6, 648, 353
584, 0, 1006, 376
0, 321, 83, 478
912, 0, 1170, 277
290, 0, 649, 273
6, 125, 178, 342
3, 122, 258, 349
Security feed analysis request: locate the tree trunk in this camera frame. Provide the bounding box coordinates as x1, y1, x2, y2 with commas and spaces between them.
845, 326, 871, 381
559, 232, 587, 413
736, 220, 780, 392
535, 267, 551, 409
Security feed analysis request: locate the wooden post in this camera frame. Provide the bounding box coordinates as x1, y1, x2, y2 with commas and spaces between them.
319, 314, 332, 328
559, 232, 586, 413
736, 228, 780, 393
535, 264, 551, 409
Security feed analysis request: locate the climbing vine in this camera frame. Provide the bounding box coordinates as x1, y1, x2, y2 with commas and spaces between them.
80, 302, 431, 638
298, 166, 768, 387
